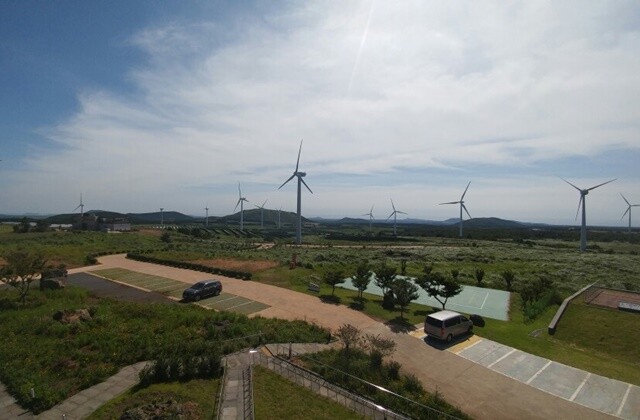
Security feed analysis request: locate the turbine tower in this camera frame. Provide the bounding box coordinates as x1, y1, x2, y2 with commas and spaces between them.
254, 199, 268, 228
205, 206, 209, 227
386, 199, 406, 236
73, 193, 85, 219
439, 181, 472, 238
562, 178, 616, 252
278, 207, 282, 229
234, 183, 249, 231
279, 140, 312, 245
363, 205, 375, 233
621, 194, 640, 233
160, 208, 164, 227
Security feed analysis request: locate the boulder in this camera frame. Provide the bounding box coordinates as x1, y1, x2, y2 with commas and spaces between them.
53, 309, 92, 324
40, 277, 66, 291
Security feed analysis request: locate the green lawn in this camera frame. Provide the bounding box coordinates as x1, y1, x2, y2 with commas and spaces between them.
253, 365, 365, 419
88, 378, 219, 419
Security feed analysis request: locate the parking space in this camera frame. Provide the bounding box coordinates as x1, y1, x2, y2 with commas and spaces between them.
89, 268, 270, 316
447, 337, 640, 419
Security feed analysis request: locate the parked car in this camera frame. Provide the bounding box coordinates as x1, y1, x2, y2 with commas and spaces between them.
182, 280, 222, 302
424, 310, 473, 342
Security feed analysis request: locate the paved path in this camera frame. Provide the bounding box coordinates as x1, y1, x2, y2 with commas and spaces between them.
0, 362, 147, 420
65, 255, 620, 419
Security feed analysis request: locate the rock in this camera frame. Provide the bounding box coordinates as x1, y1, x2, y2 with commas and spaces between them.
120, 399, 200, 420
40, 277, 66, 291
53, 309, 92, 324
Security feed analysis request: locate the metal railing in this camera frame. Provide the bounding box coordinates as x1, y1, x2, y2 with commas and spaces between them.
215, 357, 228, 420
242, 365, 254, 420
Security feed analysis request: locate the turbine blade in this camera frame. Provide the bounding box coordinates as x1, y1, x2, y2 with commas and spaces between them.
575, 196, 583, 221
462, 203, 472, 219
295, 139, 303, 173
621, 193, 630, 206
560, 177, 581, 192
439, 201, 459, 205
278, 174, 295, 189
397, 210, 407, 215
386, 212, 394, 221
238, 183, 242, 198
391, 199, 396, 211
234, 199, 241, 212
586, 178, 616, 191
73, 205, 81, 211
622, 207, 630, 219
370, 205, 374, 213
262, 199, 268, 207
301, 178, 313, 194
460, 181, 471, 200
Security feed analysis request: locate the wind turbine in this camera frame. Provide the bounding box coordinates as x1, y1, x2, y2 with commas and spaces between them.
279, 139, 312, 245
254, 199, 268, 228
363, 205, 375, 233
620, 194, 640, 233
234, 183, 249, 231
205, 206, 209, 227
73, 193, 85, 219
439, 182, 472, 238
160, 208, 164, 227
561, 178, 616, 252
278, 207, 282, 229
386, 199, 406, 236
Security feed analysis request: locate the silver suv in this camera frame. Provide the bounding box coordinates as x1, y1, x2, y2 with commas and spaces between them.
424, 310, 473, 342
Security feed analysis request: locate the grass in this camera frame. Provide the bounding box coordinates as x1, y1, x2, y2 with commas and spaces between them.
253, 365, 365, 419
0, 286, 330, 413
88, 378, 219, 419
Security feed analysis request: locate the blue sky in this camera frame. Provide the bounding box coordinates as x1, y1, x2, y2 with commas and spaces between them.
1, 1, 639, 226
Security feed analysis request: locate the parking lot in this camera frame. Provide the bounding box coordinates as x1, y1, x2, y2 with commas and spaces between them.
416, 333, 640, 419
89, 268, 270, 315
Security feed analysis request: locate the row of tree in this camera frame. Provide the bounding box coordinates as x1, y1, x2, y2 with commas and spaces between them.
322, 261, 467, 319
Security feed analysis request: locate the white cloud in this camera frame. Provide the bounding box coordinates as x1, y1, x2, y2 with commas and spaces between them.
2, 1, 640, 224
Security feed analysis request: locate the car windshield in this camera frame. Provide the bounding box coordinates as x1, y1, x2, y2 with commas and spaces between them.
190, 283, 205, 290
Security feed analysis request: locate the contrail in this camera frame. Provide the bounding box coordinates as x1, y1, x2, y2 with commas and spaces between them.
348, 0, 375, 96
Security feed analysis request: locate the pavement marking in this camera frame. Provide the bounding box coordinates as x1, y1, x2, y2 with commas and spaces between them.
227, 300, 256, 310
616, 384, 632, 417
569, 372, 591, 401
487, 348, 517, 368
526, 360, 552, 385
479, 292, 489, 309
449, 335, 482, 354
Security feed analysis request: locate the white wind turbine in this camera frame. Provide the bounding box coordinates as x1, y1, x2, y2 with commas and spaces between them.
562, 178, 616, 252
73, 193, 85, 219
205, 206, 209, 227
279, 140, 313, 245
254, 199, 268, 228
160, 208, 164, 227
234, 183, 249, 231
621, 194, 640, 233
363, 205, 375, 233
277, 207, 282, 229
386, 199, 406, 236
439, 182, 472, 238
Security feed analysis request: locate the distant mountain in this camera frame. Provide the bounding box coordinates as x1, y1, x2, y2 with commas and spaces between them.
127, 211, 195, 224
218, 208, 307, 226
309, 216, 548, 229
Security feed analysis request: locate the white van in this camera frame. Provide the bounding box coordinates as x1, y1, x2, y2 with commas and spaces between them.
424, 310, 473, 342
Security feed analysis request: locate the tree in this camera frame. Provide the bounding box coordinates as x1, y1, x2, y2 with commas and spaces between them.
417, 269, 462, 310
391, 278, 419, 319
450, 269, 460, 281
501, 270, 515, 291
323, 267, 345, 296
0, 250, 46, 305
335, 323, 361, 354
12, 217, 31, 233
474, 268, 485, 286
351, 261, 371, 302
375, 262, 397, 309
363, 333, 397, 367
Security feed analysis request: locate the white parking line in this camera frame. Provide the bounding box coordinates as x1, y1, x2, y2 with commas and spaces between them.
213, 295, 241, 303
570, 373, 591, 401
487, 348, 516, 368
526, 360, 552, 385
616, 384, 632, 417
227, 300, 256, 310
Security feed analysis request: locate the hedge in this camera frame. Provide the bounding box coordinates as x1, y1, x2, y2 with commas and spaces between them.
126, 253, 252, 280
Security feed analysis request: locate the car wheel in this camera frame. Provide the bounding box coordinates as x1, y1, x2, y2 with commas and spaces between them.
446, 334, 453, 343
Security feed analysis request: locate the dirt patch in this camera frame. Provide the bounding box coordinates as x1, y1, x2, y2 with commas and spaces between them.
192, 258, 279, 274
587, 288, 640, 309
